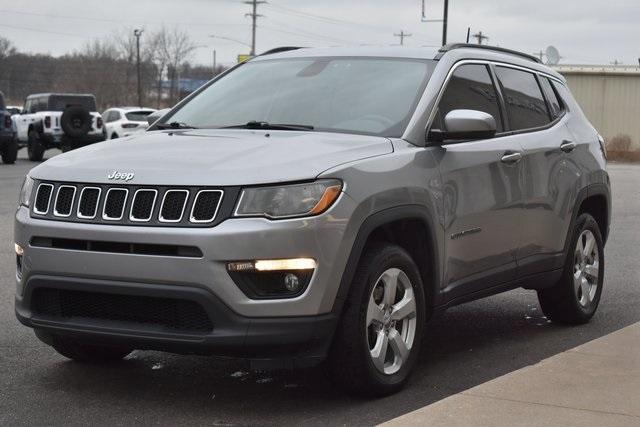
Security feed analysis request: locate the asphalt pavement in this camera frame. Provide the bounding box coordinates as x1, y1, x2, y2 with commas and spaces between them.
1, 149, 639, 426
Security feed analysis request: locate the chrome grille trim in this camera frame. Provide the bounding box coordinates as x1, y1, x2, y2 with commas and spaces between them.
102, 188, 129, 221
129, 189, 158, 222
76, 187, 102, 219
189, 190, 224, 223
159, 190, 189, 223
53, 185, 76, 218
33, 183, 54, 215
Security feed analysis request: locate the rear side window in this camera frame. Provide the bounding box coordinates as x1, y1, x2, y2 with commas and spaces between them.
538, 77, 563, 119
435, 64, 503, 132
495, 67, 550, 131
126, 111, 153, 121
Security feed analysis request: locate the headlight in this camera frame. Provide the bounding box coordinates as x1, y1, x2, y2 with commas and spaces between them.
235, 179, 342, 219
18, 176, 34, 207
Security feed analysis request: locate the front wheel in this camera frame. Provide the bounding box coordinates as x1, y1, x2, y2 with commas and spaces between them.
538, 213, 604, 324
328, 244, 425, 396
27, 130, 45, 162
1, 138, 18, 164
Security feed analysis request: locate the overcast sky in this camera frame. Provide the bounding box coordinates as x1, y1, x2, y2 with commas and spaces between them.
1, 0, 638, 67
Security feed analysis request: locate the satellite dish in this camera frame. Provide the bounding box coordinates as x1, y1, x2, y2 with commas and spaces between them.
545, 46, 560, 65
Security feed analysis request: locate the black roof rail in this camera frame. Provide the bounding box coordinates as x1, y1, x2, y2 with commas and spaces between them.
438, 43, 542, 63
259, 46, 306, 56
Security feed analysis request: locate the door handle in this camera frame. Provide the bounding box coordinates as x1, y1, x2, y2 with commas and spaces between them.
560, 140, 576, 153
500, 152, 522, 164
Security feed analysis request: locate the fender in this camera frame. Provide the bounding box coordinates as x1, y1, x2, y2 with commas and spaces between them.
330, 204, 441, 317
563, 183, 611, 258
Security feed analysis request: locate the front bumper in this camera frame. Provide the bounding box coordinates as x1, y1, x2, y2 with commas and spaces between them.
16, 275, 336, 365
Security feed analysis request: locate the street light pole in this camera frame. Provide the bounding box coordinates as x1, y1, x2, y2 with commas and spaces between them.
134, 29, 144, 107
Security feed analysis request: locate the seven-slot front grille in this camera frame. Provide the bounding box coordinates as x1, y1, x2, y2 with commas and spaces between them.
31, 182, 228, 227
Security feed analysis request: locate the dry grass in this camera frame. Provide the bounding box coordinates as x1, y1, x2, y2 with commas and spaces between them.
606, 134, 640, 163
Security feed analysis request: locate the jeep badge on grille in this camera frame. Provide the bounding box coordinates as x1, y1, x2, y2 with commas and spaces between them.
107, 171, 135, 181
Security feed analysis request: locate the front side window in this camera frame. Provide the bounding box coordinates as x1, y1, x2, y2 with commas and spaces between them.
167, 57, 436, 137
434, 64, 504, 133
495, 67, 550, 130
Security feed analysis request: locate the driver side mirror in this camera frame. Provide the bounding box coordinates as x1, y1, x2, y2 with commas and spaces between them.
147, 108, 171, 126
428, 109, 497, 144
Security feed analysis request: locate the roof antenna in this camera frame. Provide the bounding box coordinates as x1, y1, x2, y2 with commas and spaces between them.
466, 27, 471, 43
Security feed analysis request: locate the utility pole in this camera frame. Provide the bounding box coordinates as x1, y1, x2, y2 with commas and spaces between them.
442, 0, 449, 46
244, 0, 266, 56
394, 30, 412, 46
421, 0, 449, 46
134, 29, 144, 107
472, 30, 489, 45
213, 49, 217, 77
532, 50, 545, 61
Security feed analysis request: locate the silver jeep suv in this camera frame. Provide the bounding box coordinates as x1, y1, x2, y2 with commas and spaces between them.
14, 44, 611, 396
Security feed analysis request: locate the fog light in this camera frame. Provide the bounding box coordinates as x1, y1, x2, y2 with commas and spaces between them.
228, 258, 316, 272
227, 258, 315, 299
284, 273, 300, 292
14, 243, 24, 256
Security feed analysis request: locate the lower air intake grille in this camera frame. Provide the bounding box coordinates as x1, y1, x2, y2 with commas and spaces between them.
32, 288, 213, 333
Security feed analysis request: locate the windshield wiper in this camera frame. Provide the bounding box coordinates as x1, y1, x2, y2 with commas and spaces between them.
221, 121, 315, 131
156, 121, 197, 130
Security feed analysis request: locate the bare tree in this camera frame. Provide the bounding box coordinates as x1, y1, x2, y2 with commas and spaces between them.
159, 27, 197, 104
0, 36, 16, 60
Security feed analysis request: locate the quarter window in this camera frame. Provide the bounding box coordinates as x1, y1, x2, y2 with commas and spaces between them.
539, 77, 563, 119
435, 64, 503, 133
495, 66, 550, 130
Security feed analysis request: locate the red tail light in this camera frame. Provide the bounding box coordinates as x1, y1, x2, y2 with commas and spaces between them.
97, 117, 103, 129
4, 115, 11, 129
44, 116, 51, 128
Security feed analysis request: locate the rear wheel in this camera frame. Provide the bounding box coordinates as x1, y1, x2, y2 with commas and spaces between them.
27, 130, 45, 162
1, 138, 18, 164
329, 244, 425, 396
51, 336, 132, 363
538, 213, 604, 324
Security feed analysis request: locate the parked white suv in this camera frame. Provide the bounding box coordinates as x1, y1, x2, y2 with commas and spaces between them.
102, 107, 156, 140
15, 93, 105, 161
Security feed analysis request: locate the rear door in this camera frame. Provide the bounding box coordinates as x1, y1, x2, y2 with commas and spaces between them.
493, 66, 578, 276
431, 63, 526, 301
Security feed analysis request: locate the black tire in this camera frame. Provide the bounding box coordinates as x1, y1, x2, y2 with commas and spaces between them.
111, 133, 119, 140
27, 130, 45, 162
61, 106, 92, 139
538, 213, 605, 325
1, 138, 18, 164
51, 336, 131, 363
328, 244, 426, 397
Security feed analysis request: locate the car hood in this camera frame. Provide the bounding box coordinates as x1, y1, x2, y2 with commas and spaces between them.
30, 129, 393, 186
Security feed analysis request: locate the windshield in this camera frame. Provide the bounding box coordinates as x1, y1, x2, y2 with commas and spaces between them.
48, 95, 97, 112
167, 57, 435, 137
126, 111, 153, 122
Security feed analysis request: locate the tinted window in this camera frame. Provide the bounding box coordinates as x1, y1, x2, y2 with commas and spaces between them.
168, 57, 436, 137
435, 64, 503, 132
539, 77, 563, 119
126, 111, 153, 121
495, 67, 550, 130
47, 95, 97, 112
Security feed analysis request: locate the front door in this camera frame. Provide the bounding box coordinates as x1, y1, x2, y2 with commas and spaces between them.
429, 63, 526, 301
